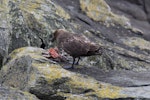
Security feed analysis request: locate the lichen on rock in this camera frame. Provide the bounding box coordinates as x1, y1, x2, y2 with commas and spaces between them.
0, 85, 39, 100
79, 0, 131, 28
1, 47, 150, 99
0, 47, 127, 99
0, 0, 150, 99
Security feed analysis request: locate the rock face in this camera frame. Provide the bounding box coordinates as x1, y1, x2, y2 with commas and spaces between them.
1, 47, 150, 100
55, 0, 150, 71
0, 0, 150, 71
105, 0, 150, 40
1, 47, 119, 100
0, 85, 39, 100
0, 0, 72, 68
79, 0, 130, 27
0, 0, 150, 99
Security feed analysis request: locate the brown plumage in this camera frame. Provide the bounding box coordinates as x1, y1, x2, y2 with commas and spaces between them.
52, 29, 103, 68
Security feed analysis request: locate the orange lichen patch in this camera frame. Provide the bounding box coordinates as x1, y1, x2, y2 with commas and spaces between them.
49, 48, 60, 58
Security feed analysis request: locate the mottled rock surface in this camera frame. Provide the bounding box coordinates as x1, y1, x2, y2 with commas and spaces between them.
0, 0, 150, 99
105, 0, 150, 41
0, 0, 149, 71
0, 0, 73, 68
0, 47, 150, 100
0, 85, 39, 100
79, 0, 130, 27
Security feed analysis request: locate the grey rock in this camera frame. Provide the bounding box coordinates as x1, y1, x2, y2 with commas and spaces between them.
71, 67, 150, 87
105, 0, 150, 41
0, 0, 150, 99
0, 0, 150, 71
144, 0, 150, 22
0, 0, 73, 68
0, 85, 39, 100
0, 47, 150, 99
54, 0, 150, 71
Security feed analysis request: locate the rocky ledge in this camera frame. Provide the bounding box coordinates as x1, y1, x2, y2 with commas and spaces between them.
0, 47, 150, 100
0, 0, 150, 99
0, 0, 150, 71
